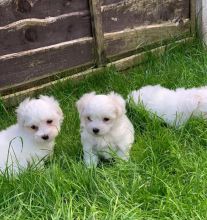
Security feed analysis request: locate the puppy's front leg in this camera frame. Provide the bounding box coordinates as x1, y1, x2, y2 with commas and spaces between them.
83, 143, 99, 167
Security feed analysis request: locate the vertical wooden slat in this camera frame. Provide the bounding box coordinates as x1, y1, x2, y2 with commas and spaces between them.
196, 0, 202, 38
202, 0, 207, 44
190, 0, 196, 35
89, 0, 107, 66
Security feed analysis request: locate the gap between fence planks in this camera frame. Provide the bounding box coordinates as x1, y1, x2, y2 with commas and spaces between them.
1, 37, 193, 107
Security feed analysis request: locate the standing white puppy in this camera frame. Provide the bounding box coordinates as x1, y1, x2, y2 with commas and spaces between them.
0, 95, 63, 174
76, 92, 134, 167
128, 84, 207, 127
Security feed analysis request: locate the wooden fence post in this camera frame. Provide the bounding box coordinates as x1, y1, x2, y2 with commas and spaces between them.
190, 0, 196, 35
202, 0, 207, 45
195, 0, 207, 45
89, 0, 107, 67
196, 0, 202, 37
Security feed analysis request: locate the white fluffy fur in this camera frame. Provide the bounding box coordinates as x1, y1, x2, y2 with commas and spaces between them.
0, 95, 63, 174
128, 84, 207, 127
76, 92, 134, 167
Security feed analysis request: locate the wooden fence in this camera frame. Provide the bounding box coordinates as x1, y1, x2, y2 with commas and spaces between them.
0, 0, 195, 96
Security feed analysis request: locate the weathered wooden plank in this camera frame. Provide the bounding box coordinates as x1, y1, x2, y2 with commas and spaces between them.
112, 37, 193, 70
0, 0, 89, 26
0, 11, 89, 31
102, 0, 122, 5
2, 37, 193, 107
0, 37, 94, 91
196, 0, 202, 38
101, 0, 190, 33
89, 0, 107, 66
201, 0, 207, 44
190, 0, 196, 34
196, 0, 207, 44
104, 20, 190, 57
0, 11, 92, 56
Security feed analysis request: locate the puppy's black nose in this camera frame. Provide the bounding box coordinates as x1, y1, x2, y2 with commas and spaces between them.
42, 135, 49, 140
93, 128, 99, 134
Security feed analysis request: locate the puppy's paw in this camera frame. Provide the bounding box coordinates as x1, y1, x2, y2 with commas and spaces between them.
84, 154, 99, 168
116, 150, 130, 161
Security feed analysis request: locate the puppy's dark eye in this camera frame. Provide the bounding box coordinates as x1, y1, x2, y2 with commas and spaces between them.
47, 120, 53, 124
31, 125, 38, 130
103, 118, 110, 122
87, 116, 92, 121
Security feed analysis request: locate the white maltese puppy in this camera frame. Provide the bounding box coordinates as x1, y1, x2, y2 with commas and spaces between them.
128, 84, 207, 127
76, 92, 134, 167
0, 95, 63, 174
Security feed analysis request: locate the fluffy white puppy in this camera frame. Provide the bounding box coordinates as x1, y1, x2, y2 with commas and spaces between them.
76, 92, 134, 167
128, 84, 207, 127
0, 95, 63, 174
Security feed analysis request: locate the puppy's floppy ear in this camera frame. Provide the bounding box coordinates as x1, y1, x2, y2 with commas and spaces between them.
16, 98, 31, 126
39, 95, 64, 123
76, 92, 95, 114
108, 92, 126, 116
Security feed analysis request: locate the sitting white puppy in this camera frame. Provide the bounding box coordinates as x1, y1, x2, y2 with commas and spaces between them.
76, 92, 134, 167
128, 84, 207, 127
0, 95, 63, 174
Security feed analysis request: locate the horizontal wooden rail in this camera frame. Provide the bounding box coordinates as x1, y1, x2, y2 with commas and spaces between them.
0, 37, 92, 60
101, 0, 190, 33
0, 11, 90, 31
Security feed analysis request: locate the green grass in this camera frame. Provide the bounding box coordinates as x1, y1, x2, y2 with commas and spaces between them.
0, 40, 207, 219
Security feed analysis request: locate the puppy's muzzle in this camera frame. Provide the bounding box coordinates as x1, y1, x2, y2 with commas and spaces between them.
93, 128, 99, 134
